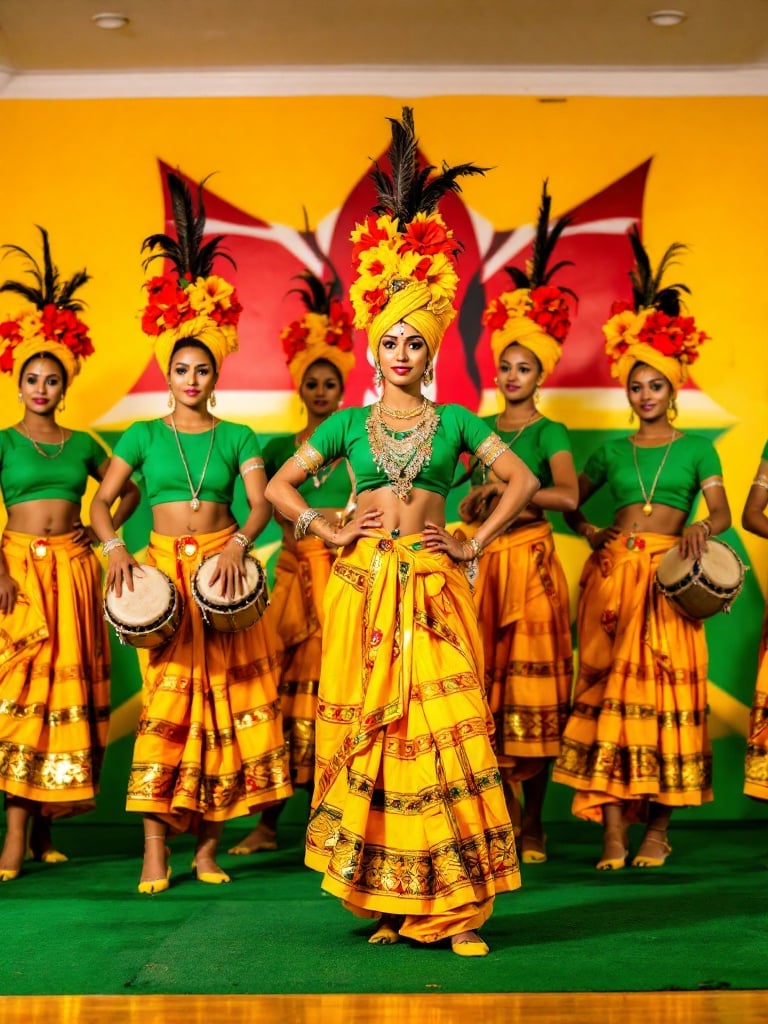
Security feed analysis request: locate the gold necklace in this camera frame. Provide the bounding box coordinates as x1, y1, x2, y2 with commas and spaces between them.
366, 400, 440, 502
169, 414, 217, 511
495, 409, 539, 446
631, 431, 677, 516
378, 399, 427, 420
18, 421, 65, 460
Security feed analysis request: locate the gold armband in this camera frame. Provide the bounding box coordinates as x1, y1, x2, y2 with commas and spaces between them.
293, 442, 325, 476
475, 432, 507, 468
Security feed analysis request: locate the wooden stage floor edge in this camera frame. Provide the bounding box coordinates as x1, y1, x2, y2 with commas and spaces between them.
1, 991, 764, 1024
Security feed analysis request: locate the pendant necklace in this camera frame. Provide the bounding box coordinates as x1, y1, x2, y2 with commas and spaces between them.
170, 414, 217, 511
18, 420, 66, 459
632, 431, 677, 516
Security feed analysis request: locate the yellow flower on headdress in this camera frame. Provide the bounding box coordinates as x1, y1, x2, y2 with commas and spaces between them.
141, 171, 241, 373
351, 107, 488, 356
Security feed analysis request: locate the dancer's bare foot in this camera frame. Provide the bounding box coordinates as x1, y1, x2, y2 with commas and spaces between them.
228, 822, 278, 855
520, 826, 548, 864
193, 830, 230, 884
138, 835, 171, 895
28, 815, 68, 863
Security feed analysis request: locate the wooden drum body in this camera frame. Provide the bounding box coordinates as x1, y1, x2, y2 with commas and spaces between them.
104, 565, 181, 648
192, 552, 269, 633
656, 539, 745, 620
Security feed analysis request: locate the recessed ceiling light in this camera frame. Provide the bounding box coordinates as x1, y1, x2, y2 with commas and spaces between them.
647, 9, 687, 27
91, 12, 130, 30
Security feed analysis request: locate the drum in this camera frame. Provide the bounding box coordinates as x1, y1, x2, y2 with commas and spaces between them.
656, 539, 745, 620
104, 565, 181, 648
192, 552, 269, 633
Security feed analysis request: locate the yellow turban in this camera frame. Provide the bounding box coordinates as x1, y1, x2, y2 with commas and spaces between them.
282, 310, 355, 389
484, 287, 569, 382
11, 337, 80, 384
603, 306, 704, 392
153, 321, 238, 375
0, 306, 94, 384
367, 280, 455, 362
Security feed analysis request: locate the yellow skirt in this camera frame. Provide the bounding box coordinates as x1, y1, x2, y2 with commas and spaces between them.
744, 602, 768, 800
0, 531, 110, 817
305, 533, 520, 944
475, 522, 572, 778
125, 526, 292, 831
265, 537, 334, 786
552, 533, 712, 823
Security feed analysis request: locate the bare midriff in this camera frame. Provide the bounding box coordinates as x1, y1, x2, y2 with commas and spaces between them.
356, 486, 447, 536
613, 502, 690, 536
150, 500, 237, 537
6, 498, 83, 536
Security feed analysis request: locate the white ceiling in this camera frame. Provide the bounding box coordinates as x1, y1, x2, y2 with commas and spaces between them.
0, 0, 766, 73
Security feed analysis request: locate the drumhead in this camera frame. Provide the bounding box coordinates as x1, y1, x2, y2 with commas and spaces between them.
105, 565, 174, 626
195, 553, 263, 607
700, 539, 744, 589
656, 546, 691, 586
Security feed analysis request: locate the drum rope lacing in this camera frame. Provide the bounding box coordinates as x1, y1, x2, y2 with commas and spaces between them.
169, 414, 217, 511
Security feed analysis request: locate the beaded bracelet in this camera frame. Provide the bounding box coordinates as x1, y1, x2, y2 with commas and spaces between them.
294, 508, 324, 540
463, 536, 483, 560
231, 532, 251, 549
752, 476, 768, 491
698, 520, 712, 539
102, 537, 126, 556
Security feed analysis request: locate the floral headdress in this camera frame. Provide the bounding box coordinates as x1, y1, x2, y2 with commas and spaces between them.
350, 106, 488, 362
603, 226, 708, 391
141, 171, 242, 373
0, 227, 93, 383
281, 268, 355, 389
482, 181, 576, 382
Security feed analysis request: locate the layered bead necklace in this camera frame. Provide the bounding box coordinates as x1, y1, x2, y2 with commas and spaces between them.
169, 414, 217, 511
366, 399, 440, 502
631, 430, 678, 516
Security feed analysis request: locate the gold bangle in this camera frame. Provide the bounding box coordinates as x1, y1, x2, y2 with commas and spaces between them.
231, 532, 251, 549
698, 520, 712, 539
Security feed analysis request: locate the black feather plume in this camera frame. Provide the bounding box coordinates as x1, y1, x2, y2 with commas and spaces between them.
627, 224, 689, 315
141, 171, 236, 281
0, 226, 90, 311
287, 267, 342, 316
370, 107, 490, 229
503, 181, 577, 301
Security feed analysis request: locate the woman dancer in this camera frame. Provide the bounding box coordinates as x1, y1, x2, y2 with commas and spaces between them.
91, 173, 291, 893
458, 184, 578, 862
0, 228, 138, 880
552, 227, 730, 869
229, 270, 355, 854
742, 449, 768, 802
267, 109, 538, 956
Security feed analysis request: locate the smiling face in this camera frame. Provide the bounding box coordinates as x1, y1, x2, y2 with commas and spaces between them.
300, 359, 343, 419
377, 322, 429, 389
168, 343, 218, 409
627, 362, 674, 422
496, 343, 542, 404
19, 356, 66, 416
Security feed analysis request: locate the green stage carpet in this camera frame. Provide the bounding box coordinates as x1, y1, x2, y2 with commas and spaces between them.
2, 818, 767, 995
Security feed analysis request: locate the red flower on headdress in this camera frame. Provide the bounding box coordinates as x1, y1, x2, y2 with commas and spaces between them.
529, 286, 572, 342
398, 215, 458, 260
638, 309, 707, 364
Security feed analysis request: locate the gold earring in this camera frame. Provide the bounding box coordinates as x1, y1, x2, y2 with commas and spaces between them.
533, 386, 540, 406
629, 409, 636, 425
167, 389, 175, 410
58, 397, 65, 413
373, 363, 383, 387
423, 362, 434, 386
209, 392, 217, 409
493, 376, 498, 385
668, 397, 678, 422
17, 391, 22, 403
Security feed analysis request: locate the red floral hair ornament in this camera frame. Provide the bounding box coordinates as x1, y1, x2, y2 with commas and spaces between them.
281, 268, 355, 388
0, 226, 93, 382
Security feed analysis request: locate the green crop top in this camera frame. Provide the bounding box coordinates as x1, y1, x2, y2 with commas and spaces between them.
471, 414, 571, 490
583, 433, 722, 515
0, 428, 107, 508
263, 433, 352, 507
299, 404, 508, 499
114, 418, 261, 507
